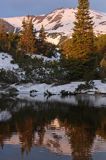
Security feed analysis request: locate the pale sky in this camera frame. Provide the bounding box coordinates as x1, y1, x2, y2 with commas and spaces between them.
0, 0, 106, 17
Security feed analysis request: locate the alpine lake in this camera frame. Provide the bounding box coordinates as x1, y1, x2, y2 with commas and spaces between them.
0, 94, 106, 160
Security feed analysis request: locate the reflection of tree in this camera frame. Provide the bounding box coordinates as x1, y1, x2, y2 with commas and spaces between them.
37, 126, 45, 145
1, 99, 106, 159
63, 106, 99, 160
0, 123, 12, 149
16, 117, 34, 154
97, 116, 106, 140
66, 125, 95, 160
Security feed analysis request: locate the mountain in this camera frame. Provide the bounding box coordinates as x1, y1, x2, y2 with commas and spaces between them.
0, 19, 15, 32
2, 8, 106, 44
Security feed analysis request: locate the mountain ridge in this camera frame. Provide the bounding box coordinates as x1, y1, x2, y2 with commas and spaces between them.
1, 8, 106, 44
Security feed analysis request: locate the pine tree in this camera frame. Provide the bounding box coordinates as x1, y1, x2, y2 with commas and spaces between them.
37, 25, 47, 54
70, 0, 94, 59
0, 22, 8, 52
100, 54, 106, 78
18, 17, 37, 54
8, 32, 19, 53
95, 34, 106, 55
39, 25, 46, 42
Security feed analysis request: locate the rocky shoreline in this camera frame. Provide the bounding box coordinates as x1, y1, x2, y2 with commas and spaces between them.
0, 80, 106, 98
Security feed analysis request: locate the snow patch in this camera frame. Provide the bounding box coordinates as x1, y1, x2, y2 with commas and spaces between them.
31, 52, 61, 62
46, 36, 61, 45
0, 53, 19, 71
14, 80, 106, 96
0, 111, 12, 122
14, 82, 84, 95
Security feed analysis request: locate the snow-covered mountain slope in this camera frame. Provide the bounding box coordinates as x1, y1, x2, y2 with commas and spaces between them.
4, 16, 25, 29
2, 8, 106, 43
0, 19, 15, 32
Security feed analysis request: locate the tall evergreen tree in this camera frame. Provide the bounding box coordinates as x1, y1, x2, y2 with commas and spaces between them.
0, 23, 8, 52
95, 34, 106, 56
18, 17, 37, 54
8, 32, 19, 53
37, 25, 47, 54
39, 25, 46, 42
71, 0, 94, 59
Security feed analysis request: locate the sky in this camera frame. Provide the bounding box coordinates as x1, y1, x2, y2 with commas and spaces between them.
0, 0, 106, 18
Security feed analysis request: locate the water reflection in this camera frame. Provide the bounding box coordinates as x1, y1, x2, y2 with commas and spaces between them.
17, 94, 106, 107
0, 95, 106, 160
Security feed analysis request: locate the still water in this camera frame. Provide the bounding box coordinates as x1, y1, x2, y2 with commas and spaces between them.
0, 94, 106, 160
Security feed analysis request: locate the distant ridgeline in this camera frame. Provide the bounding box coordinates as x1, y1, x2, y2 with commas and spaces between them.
0, 19, 15, 32
1, 8, 106, 44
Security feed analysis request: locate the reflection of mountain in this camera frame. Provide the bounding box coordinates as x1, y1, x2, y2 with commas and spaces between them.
0, 98, 106, 158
